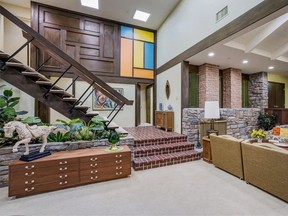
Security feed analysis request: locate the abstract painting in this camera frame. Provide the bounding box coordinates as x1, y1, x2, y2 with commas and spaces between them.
93, 88, 124, 110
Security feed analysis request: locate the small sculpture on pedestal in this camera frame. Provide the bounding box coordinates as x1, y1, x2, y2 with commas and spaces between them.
3, 121, 55, 161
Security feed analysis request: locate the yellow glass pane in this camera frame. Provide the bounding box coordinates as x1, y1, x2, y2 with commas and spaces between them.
134, 69, 154, 79
120, 38, 133, 77
134, 29, 154, 43
134, 41, 144, 68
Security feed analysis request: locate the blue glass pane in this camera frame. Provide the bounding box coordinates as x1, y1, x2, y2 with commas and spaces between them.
144, 43, 154, 69
121, 26, 133, 39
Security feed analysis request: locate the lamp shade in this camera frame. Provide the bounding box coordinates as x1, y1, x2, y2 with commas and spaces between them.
204, 101, 220, 119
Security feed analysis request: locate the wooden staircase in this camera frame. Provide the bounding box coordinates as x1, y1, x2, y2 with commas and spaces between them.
0, 6, 133, 125
125, 126, 201, 170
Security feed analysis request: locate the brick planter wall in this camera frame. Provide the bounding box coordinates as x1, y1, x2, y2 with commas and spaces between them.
0, 136, 134, 187
182, 108, 261, 143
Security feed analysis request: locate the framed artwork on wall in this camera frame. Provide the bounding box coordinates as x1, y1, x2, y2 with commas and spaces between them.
93, 88, 124, 111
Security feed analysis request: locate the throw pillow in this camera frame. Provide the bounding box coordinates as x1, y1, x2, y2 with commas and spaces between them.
279, 128, 288, 137
273, 127, 280, 136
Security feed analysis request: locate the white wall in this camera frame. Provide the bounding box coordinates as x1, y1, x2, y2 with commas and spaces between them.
157, 64, 182, 133
0, 3, 34, 118
157, 0, 263, 67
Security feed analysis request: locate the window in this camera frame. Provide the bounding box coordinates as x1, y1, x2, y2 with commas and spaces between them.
242, 74, 249, 108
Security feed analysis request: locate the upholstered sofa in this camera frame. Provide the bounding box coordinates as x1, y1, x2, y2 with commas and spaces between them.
209, 134, 244, 179
241, 141, 288, 202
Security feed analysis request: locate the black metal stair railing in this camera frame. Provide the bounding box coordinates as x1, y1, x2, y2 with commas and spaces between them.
0, 5, 133, 124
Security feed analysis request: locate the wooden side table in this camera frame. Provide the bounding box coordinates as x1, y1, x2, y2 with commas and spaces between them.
202, 136, 212, 163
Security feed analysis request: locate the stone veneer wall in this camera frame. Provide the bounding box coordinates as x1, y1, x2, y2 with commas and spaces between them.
182, 108, 261, 143
0, 136, 134, 187
249, 72, 268, 108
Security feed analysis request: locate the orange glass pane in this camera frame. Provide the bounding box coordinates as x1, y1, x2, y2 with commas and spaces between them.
134, 68, 154, 79
120, 38, 133, 77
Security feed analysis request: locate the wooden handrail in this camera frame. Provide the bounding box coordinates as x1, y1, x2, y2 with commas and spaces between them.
0, 5, 133, 106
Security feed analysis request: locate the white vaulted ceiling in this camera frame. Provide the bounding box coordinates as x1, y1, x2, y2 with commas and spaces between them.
187, 7, 288, 76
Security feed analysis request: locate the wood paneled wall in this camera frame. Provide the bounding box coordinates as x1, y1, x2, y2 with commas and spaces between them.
32, 3, 119, 77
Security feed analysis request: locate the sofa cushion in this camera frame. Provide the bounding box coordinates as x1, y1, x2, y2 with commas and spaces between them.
241, 141, 288, 202
210, 134, 244, 179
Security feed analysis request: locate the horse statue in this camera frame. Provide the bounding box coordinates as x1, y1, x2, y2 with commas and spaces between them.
3, 121, 56, 155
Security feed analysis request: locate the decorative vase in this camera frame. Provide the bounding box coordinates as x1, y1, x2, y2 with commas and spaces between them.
105, 130, 123, 152
109, 143, 119, 151
257, 138, 262, 143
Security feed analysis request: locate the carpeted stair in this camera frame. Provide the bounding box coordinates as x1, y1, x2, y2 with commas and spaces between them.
125, 126, 201, 171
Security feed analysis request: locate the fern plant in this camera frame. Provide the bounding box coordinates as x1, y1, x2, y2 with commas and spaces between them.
47, 131, 70, 142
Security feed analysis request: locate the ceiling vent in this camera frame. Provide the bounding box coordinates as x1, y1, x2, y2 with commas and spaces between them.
216, 6, 228, 22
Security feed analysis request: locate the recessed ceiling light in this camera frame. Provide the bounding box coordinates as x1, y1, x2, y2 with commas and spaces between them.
208, 52, 215, 57
81, 0, 99, 9
268, 66, 274, 70
242, 60, 248, 64
133, 10, 150, 22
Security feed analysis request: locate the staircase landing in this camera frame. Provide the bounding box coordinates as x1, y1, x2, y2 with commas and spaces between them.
124, 126, 201, 171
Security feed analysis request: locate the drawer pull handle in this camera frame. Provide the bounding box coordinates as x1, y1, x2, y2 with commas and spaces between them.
115, 160, 122, 164
115, 155, 122, 158
90, 176, 98, 180
59, 181, 68, 185
59, 174, 68, 179
25, 180, 35, 185
90, 170, 98, 174
90, 157, 98, 161
25, 172, 35, 176
116, 166, 122, 170
59, 167, 68, 171
59, 161, 68, 165
116, 172, 122, 175
25, 187, 35, 192
25, 165, 35, 170
90, 163, 98, 167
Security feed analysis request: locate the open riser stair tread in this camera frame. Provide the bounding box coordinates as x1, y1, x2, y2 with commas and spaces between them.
35, 80, 53, 86
0, 5, 133, 125
0, 65, 92, 122
85, 111, 99, 116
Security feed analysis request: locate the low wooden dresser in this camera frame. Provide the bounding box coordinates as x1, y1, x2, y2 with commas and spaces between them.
9, 145, 131, 197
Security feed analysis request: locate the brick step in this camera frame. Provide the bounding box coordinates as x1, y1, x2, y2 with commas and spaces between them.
134, 142, 195, 158
133, 150, 201, 171
134, 136, 187, 147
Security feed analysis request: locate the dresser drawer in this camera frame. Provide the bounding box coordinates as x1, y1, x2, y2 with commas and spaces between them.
9, 170, 79, 187
80, 167, 131, 184
10, 158, 78, 173
9, 171, 79, 197
9, 163, 79, 182
80, 151, 130, 163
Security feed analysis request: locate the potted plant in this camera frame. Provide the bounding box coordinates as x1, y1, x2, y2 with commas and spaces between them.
250, 129, 268, 143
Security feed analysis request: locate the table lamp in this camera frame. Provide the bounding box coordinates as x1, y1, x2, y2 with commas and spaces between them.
204, 101, 220, 137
